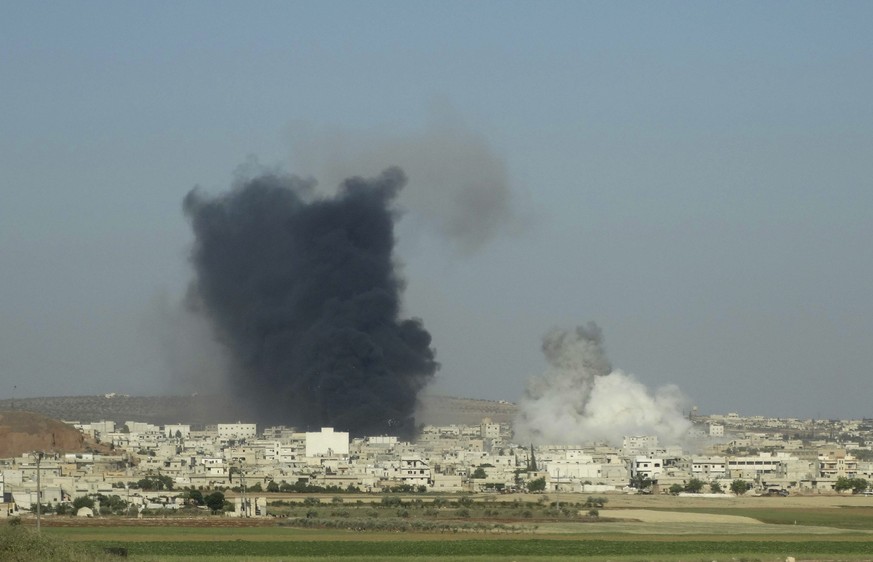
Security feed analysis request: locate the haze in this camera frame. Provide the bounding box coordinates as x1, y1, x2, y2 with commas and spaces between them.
2, 2, 872, 420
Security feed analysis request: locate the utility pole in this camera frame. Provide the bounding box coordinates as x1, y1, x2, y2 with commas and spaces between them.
35, 452, 44, 532
240, 460, 247, 517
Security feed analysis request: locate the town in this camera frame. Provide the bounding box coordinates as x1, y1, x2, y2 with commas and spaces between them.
1, 408, 871, 519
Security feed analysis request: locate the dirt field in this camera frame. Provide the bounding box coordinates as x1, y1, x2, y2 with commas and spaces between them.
581, 492, 873, 510
597, 508, 762, 524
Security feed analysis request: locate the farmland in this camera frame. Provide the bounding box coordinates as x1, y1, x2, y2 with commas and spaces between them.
18, 492, 873, 561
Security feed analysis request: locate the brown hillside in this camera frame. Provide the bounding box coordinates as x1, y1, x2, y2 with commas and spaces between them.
0, 410, 85, 457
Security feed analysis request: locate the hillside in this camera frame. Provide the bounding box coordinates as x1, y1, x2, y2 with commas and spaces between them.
0, 410, 86, 457
0, 394, 518, 428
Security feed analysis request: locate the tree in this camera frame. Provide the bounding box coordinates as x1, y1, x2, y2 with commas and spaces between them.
527, 477, 547, 493
98, 494, 128, 515
853, 450, 873, 462
710, 481, 723, 494
668, 484, 683, 495
183, 489, 204, 506
731, 479, 752, 496
471, 467, 487, 479
266, 481, 279, 493
834, 477, 869, 494
684, 478, 705, 494
528, 445, 538, 472
137, 474, 174, 491
629, 473, 652, 491
204, 491, 225, 514
583, 496, 607, 508
72, 496, 95, 511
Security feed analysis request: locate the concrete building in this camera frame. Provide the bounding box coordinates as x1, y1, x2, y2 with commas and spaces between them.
631, 456, 664, 480
217, 423, 258, 441
125, 421, 161, 434
480, 418, 500, 440
164, 424, 191, 439
398, 456, 431, 488
305, 427, 349, 458
817, 450, 859, 479
690, 456, 727, 479
623, 436, 659, 455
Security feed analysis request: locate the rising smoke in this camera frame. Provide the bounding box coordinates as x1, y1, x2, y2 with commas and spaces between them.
287, 113, 525, 255
183, 167, 438, 438
514, 323, 691, 446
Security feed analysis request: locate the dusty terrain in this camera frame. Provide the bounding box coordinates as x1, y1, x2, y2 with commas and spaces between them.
0, 410, 86, 457
596, 492, 873, 509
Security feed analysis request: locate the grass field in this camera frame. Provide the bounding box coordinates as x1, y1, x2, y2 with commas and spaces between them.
22, 493, 873, 561
79, 538, 873, 560
647, 505, 873, 530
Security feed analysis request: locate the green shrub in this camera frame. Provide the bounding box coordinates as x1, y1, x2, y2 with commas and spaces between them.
0, 525, 113, 561
381, 496, 402, 508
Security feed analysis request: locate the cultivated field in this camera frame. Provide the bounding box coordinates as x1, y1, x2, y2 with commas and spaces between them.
11, 492, 872, 561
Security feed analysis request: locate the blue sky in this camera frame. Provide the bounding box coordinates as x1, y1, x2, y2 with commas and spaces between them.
2, 1, 872, 418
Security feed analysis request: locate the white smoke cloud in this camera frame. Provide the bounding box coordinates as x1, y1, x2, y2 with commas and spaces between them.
514, 323, 691, 446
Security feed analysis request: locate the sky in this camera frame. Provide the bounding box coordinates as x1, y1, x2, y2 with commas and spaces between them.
2, 1, 872, 420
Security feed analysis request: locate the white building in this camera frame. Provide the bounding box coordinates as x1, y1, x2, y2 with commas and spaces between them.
631, 456, 664, 480
217, 423, 258, 441
164, 424, 191, 439
480, 418, 500, 440
399, 457, 431, 488
623, 436, 659, 455
727, 454, 789, 479
691, 456, 727, 479
125, 421, 161, 434
305, 427, 349, 457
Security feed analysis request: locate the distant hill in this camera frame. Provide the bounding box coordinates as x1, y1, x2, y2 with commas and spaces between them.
416, 394, 517, 426
0, 394, 518, 429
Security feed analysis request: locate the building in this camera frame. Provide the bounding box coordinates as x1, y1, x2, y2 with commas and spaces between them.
708, 423, 724, 437
398, 456, 431, 488
217, 423, 258, 441
305, 427, 349, 458
631, 456, 664, 480
164, 424, 191, 439
623, 436, 659, 455
690, 456, 727, 479
817, 450, 859, 479
480, 418, 500, 440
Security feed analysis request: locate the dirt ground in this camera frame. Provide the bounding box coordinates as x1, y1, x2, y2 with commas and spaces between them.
590, 492, 873, 509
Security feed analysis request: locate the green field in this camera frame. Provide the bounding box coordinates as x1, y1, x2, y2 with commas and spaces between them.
36, 524, 873, 561
649, 505, 873, 530
83, 538, 873, 559
13, 496, 873, 561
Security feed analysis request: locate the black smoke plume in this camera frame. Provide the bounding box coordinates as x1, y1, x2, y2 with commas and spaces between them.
183, 167, 438, 438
